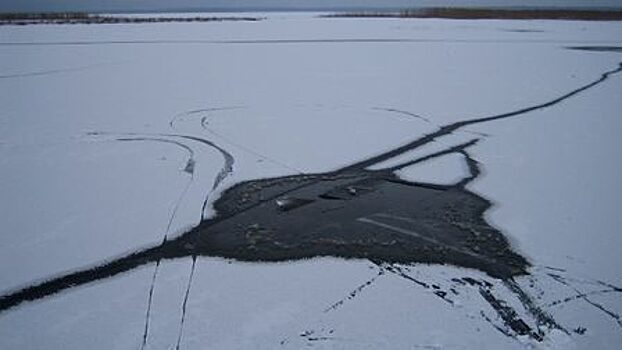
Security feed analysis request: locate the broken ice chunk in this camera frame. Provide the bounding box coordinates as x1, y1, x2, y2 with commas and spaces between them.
184, 158, 196, 174
275, 197, 314, 212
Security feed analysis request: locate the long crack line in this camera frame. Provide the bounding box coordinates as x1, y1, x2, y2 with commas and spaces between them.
175, 256, 197, 350
549, 274, 622, 329
324, 267, 384, 313
140, 259, 161, 350
340, 62, 622, 172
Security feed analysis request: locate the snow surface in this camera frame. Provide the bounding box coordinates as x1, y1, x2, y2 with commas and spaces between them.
1, 13, 622, 349
394, 153, 471, 185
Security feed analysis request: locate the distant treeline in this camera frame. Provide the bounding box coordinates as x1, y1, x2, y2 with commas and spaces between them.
325, 7, 622, 21
0, 12, 261, 25
0, 12, 92, 20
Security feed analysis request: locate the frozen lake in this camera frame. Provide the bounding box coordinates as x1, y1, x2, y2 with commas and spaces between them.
1, 12, 622, 349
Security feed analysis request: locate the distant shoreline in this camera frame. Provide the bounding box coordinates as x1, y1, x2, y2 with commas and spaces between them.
3, 8, 622, 26
0, 13, 262, 26
324, 8, 622, 21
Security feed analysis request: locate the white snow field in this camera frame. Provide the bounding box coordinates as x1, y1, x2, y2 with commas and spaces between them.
1, 13, 622, 349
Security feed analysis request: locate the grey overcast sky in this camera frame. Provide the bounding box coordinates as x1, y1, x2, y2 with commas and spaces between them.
1, 1, 621, 13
